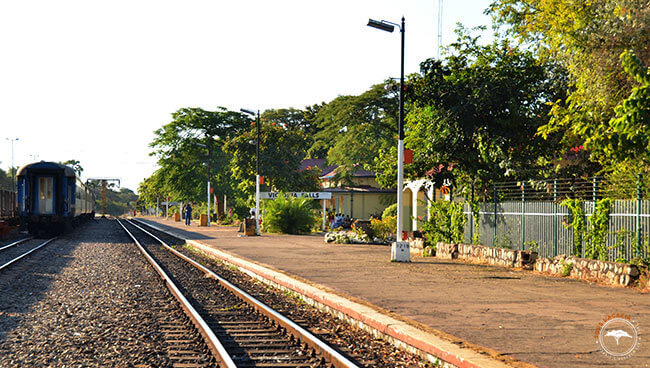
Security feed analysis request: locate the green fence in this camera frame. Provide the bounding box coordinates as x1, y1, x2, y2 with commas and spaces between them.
462, 176, 649, 262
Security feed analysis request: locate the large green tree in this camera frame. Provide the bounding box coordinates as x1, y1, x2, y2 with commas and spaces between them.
376, 29, 565, 193
490, 0, 650, 171
224, 120, 319, 196
137, 171, 166, 210
149, 107, 249, 216
309, 83, 399, 183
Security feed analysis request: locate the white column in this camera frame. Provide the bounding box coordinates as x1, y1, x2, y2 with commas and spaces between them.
322, 199, 326, 231
391, 138, 410, 262
207, 181, 211, 227
396, 138, 404, 238
427, 184, 435, 220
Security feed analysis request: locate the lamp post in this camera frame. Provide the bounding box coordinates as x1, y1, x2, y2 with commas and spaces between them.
5, 137, 19, 191
240, 108, 261, 236
368, 17, 409, 262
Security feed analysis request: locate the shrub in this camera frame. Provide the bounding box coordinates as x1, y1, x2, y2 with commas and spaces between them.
262, 193, 316, 234
382, 203, 398, 218
586, 198, 612, 261
370, 216, 396, 241
420, 201, 466, 246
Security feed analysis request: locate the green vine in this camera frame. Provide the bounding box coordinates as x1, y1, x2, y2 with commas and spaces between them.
561, 199, 586, 256
613, 227, 631, 263
421, 201, 467, 245
469, 200, 481, 244
586, 198, 611, 261
449, 201, 467, 243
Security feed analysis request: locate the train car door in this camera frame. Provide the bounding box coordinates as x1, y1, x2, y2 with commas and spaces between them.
37, 176, 55, 214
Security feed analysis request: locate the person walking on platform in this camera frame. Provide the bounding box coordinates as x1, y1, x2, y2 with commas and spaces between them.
183, 203, 192, 226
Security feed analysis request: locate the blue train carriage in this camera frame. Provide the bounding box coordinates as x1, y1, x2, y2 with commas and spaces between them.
16, 161, 95, 236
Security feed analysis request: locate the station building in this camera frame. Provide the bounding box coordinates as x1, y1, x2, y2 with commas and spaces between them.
303, 159, 449, 230
301, 159, 394, 220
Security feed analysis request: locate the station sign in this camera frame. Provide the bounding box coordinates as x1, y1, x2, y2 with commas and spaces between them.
261, 192, 332, 200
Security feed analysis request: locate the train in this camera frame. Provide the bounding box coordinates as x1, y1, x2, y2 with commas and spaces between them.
16, 161, 95, 236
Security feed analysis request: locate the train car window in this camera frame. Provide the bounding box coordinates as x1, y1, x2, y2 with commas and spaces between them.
38, 176, 54, 214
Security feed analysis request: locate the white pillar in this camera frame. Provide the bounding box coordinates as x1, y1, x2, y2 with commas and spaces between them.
322, 199, 326, 231
207, 181, 211, 227
397, 139, 404, 237
427, 184, 435, 221
391, 138, 410, 262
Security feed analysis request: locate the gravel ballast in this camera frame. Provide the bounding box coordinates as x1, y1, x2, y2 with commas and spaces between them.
0, 218, 210, 367
136, 220, 432, 368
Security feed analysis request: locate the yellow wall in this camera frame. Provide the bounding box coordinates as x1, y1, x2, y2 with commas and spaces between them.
327, 192, 394, 220
403, 189, 413, 231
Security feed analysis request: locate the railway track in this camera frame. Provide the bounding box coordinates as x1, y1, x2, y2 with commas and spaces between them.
0, 236, 55, 271
118, 218, 360, 368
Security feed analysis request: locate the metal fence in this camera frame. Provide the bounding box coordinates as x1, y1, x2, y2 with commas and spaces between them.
460, 176, 650, 262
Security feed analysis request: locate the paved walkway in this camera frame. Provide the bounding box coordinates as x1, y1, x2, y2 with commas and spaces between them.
141, 217, 649, 368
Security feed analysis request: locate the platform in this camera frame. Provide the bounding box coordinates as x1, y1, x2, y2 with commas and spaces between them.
139, 216, 650, 368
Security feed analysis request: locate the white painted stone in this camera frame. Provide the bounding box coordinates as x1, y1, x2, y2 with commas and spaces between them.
391, 241, 411, 262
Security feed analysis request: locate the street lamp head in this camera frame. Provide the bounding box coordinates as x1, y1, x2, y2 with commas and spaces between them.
367, 19, 394, 32
240, 108, 255, 116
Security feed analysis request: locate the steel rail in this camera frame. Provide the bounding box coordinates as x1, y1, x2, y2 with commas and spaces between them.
0, 237, 56, 271
116, 219, 237, 368
129, 218, 361, 368
0, 236, 33, 251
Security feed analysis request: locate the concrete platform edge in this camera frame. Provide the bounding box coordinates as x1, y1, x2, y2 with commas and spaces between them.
138, 219, 530, 368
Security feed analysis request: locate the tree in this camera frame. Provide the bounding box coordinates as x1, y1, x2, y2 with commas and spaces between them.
588, 50, 650, 166
97, 187, 139, 216
223, 120, 319, 196
60, 159, 84, 176
376, 28, 565, 193
137, 171, 166, 211
309, 83, 399, 181
261, 108, 318, 134
0, 166, 12, 191
490, 0, 650, 172
149, 107, 249, 217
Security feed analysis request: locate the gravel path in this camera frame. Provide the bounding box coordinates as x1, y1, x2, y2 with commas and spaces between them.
0, 218, 205, 367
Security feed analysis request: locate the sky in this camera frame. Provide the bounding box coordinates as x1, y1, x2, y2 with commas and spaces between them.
1, 0, 493, 192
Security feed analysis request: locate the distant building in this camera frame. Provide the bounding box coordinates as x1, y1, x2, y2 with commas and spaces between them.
302, 159, 395, 220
